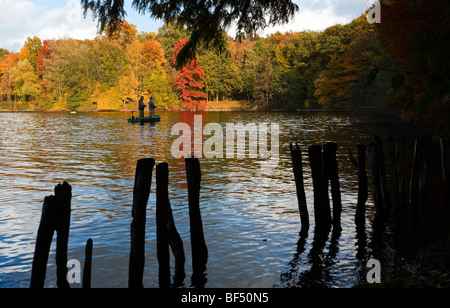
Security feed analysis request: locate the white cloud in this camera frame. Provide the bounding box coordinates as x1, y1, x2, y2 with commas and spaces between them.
0, 0, 371, 51
263, 0, 369, 34
0, 0, 98, 52
264, 6, 349, 35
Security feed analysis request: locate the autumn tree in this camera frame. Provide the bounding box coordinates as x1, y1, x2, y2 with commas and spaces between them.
172, 38, 207, 110
156, 21, 189, 63
37, 40, 52, 77
312, 16, 383, 110
235, 41, 259, 103
103, 20, 138, 48
20, 36, 42, 74
43, 39, 100, 110
0, 49, 9, 59
92, 39, 129, 110
269, 31, 320, 109
0, 52, 19, 109
199, 44, 241, 103
10, 59, 41, 103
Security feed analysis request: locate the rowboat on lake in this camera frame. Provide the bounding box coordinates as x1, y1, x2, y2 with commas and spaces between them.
128, 112, 161, 124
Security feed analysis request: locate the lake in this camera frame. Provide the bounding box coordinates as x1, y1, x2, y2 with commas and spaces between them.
0, 111, 444, 288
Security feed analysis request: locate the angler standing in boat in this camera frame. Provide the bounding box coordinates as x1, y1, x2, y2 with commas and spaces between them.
149, 97, 157, 118
138, 96, 146, 118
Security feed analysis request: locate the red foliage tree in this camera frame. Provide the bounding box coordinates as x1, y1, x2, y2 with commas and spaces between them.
172, 38, 207, 110
37, 40, 52, 77
36, 40, 52, 90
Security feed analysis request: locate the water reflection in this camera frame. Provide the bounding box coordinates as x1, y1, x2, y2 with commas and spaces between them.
0, 111, 445, 288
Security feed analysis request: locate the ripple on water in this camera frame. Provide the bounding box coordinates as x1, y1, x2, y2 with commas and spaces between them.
1, 111, 422, 288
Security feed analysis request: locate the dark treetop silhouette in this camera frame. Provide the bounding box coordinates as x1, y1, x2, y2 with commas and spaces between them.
81, 0, 298, 66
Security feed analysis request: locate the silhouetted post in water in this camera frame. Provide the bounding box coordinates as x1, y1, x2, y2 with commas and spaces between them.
374, 137, 392, 213
83, 239, 93, 289
410, 139, 430, 216
349, 145, 368, 227
156, 163, 171, 288
441, 139, 450, 200
129, 158, 155, 288
389, 137, 406, 210
167, 199, 186, 287
308, 145, 331, 231
30, 182, 72, 288
366, 143, 384, 222
54, 182, 71, 288
30, 196, 58, 288
290, 143, 309, 235
324, 143, 342, 231
185, 158, 208, 286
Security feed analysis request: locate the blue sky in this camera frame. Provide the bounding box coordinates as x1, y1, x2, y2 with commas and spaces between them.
0, 0, 370, 52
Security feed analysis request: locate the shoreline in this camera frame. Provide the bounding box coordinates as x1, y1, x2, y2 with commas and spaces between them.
0, 108, 346, 113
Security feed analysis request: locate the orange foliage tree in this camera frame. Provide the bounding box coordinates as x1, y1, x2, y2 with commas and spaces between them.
0, 52, 19, 109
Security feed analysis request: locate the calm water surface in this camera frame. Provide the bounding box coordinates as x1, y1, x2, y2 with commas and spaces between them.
0, 111, 421, 288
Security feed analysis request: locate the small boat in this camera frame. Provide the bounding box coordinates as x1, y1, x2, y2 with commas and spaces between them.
128, 115, 161, 124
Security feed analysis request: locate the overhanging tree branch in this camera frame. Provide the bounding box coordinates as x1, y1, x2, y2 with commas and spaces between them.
81, 0, 299, 67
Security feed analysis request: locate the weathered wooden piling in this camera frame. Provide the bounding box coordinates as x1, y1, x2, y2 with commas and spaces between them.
441, 139, 450, 200
30, 195, 58, 288
389, 137, 406, 210
30, 182, 72, 289
410, 139, 430, 215
308, 145, 331, 231
54, 182, 72, 288
349, 145, 368, 226
167, 199, 186, 287
185, 158, 208, 282
128, 158, 155, 288
290, 143, 309, 235
156, 162, 171, 288
366, 143, 384, 221
374, 137, 392, 213
83, 238, 93, 289
324, 142, 342, 231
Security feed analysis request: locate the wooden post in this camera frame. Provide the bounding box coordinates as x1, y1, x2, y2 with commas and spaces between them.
389, 137, 406, 210
349, 145, 368, 227
308, 145, 331, 231
185, 158, 208, 285
128, 158, 155, 288
324, 142, 342, 231
167, 199, 186, 288
156, 163, 171, 288
366, 143, 384, 221
30, 196, 58, 288
54, 182, 72, 289
410, 139, 430, 215
30, 182, 72, 289
374, 137, 392, 213
83, 238, 93, 289
441, 139, 450, 200
290, 143, 309, 235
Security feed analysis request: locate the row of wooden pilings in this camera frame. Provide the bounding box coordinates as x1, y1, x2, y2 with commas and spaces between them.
29, 136, 449, 288
290, 137, 450, 236
30, 158, 208, 288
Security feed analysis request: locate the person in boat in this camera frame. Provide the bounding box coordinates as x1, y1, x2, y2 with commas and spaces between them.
138, 96, 146, 118
149, 97, 157, 118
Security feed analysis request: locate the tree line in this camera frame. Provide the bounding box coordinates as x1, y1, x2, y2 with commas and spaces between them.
0, 16, 380, 111
1, 0, 449, 137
